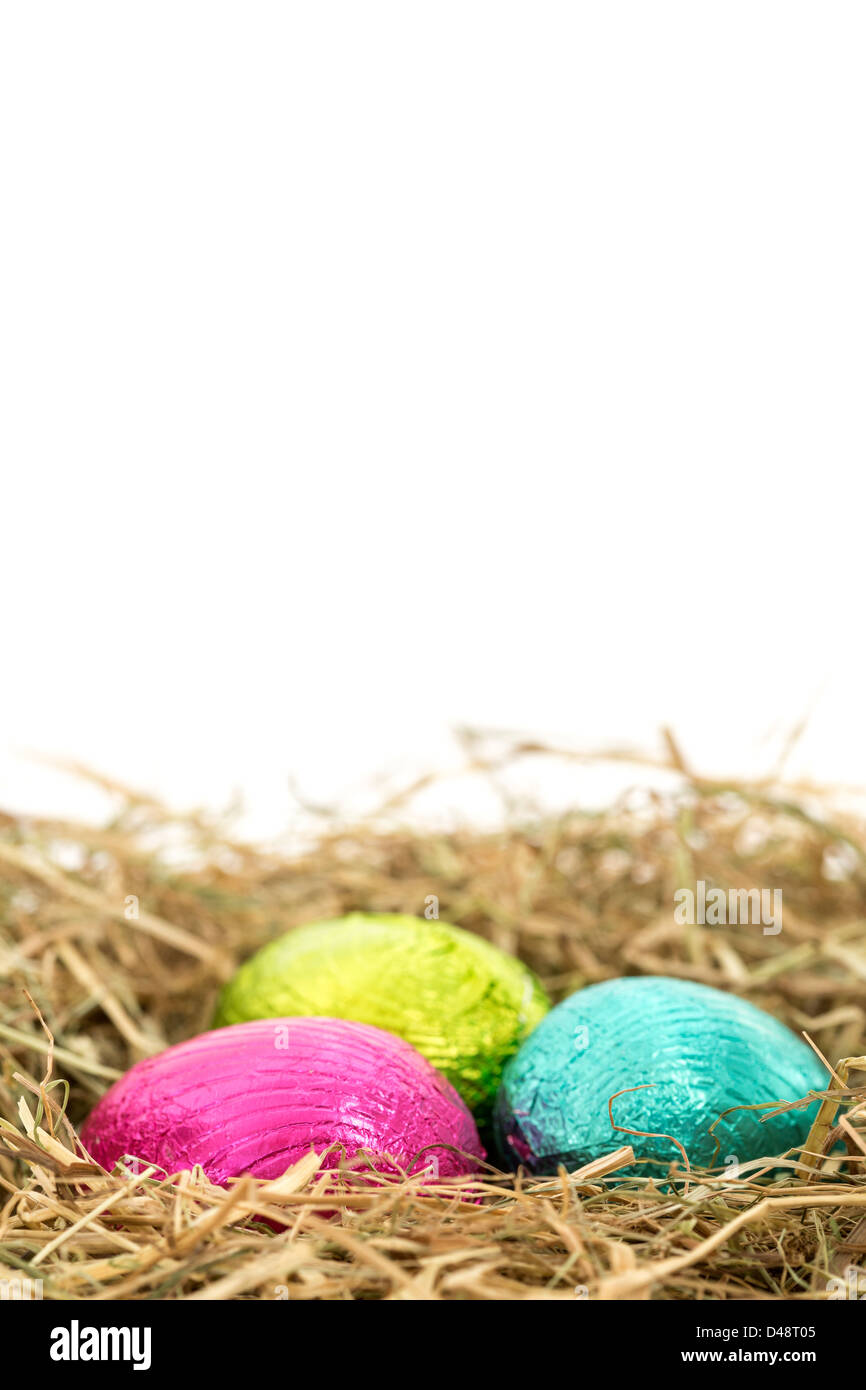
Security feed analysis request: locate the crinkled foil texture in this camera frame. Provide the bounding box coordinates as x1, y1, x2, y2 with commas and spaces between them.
82, 1017, 485, 1184
494, 977, 827, 1175
214, 913, 550, 1120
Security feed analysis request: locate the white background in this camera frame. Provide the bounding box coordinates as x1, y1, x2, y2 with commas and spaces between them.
1, 3, 864, 836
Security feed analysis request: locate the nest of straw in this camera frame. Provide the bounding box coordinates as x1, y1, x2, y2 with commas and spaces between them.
2, 735, 866, 1301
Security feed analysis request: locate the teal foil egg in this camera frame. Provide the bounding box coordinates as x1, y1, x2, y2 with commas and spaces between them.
494, 976, 828, 1175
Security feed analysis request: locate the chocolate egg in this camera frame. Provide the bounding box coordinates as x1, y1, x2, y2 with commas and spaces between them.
494, 977, 827, 1174
213, 912, 549, 1119
82, 1017, 484, 1184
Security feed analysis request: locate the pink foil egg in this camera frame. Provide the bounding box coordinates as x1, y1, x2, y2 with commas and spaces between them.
81, 1017, 485, 1185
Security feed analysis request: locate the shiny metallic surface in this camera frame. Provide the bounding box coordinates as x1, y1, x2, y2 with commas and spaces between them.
214, 912, 549, 1118
82, 1017, 485, 1184
494, 976, 828, 1175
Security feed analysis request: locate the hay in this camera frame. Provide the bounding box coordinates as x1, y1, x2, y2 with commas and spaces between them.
1, 734, 866, 1301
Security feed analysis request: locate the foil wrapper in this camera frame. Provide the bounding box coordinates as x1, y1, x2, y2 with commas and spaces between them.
82, 1016, 484, 1184
494, 977, 827, 1174
213, 912, 549, 1121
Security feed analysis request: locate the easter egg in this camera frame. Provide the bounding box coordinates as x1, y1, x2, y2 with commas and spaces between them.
213, 912, 549, 1119
82, 1017, 484, 1184
493, 976, 827, 1174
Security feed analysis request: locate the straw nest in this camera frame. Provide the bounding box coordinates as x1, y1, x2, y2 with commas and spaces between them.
2, 733, 866, 1301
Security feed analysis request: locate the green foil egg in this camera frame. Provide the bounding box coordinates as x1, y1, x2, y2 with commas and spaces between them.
213, 911, 549, 1119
